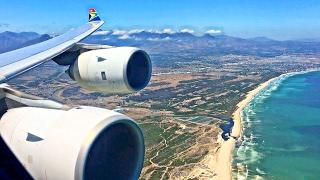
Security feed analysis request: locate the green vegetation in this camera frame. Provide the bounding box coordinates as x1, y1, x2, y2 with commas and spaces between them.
140, 122, 163, 147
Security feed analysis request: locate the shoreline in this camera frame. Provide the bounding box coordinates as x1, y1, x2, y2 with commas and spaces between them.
215, 76, 279, 180
215, 69, 320, 179
231, 76, 278, 138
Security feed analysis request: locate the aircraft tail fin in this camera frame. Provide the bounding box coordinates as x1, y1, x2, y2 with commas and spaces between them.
89, 8, 101, 22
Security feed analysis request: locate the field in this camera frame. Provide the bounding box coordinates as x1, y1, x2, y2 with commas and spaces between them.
8, 51, 320, 179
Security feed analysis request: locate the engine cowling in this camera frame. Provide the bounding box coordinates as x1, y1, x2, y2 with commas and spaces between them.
68, 47, 152, 93
0, 106, 145, 180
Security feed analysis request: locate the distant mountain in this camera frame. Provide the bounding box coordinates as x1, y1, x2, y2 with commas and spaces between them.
294, 38, 320, 42
248, 36, 276, 42
20, 34, 51, 47
0, 31, 51, 53
84, 30, 320, 56
1, 29, 320, 57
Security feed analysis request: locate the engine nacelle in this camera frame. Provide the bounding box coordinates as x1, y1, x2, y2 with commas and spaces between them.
0, 106, 144, 180
68, 47, 152, 93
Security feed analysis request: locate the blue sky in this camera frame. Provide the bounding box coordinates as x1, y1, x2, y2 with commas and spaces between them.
1, 0, 320, 40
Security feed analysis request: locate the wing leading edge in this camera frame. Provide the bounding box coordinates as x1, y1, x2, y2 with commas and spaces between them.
0, 9, 104, 83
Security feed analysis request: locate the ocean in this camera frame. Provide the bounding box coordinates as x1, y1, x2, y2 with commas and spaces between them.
233, 71, 320, 180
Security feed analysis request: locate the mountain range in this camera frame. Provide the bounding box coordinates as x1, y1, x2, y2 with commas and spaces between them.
1, 29, 320, 57
83, 30, 320, 56
0, 31, 50, 53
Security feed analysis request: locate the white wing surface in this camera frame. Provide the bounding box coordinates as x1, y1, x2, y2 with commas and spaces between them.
0, 20, 104, 82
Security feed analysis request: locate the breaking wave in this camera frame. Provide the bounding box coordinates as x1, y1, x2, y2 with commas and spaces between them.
232, 70, 319, 179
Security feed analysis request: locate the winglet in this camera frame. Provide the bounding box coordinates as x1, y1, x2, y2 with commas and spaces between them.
89, 8, 101, 22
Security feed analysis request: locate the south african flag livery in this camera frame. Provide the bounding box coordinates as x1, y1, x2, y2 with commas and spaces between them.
89, 8, 101, 22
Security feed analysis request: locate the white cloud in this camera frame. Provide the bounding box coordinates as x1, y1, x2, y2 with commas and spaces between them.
109, 28, 181, 35
180, 28, 195, 34
118, 34, 131, 39
93, 28, 225, 39
92, 30, 110, 35
112, 30, 128, 35
162, 28, 176, 34
144, 29, 177, 34
146, 29, 162, 33
127, 29, 145, 34
111, 29, 144, 37
206, 29, 222, 35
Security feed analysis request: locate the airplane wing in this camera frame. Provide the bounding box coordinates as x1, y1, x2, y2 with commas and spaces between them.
0, 11, 104, 83
0, 8, 151, 180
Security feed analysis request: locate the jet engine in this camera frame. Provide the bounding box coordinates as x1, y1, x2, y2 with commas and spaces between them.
68, 47, 152, 93
0, 106, 144, 180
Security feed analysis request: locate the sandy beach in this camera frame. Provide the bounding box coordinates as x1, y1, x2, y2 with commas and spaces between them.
216, 77, 278, 180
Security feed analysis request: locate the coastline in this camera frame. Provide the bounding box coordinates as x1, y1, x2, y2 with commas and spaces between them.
215, 69, 320, 179
231, 76, 278, 138
215, 76, 279, 180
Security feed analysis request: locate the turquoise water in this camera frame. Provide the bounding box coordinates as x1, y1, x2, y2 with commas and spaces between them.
233, 71, 320, 180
